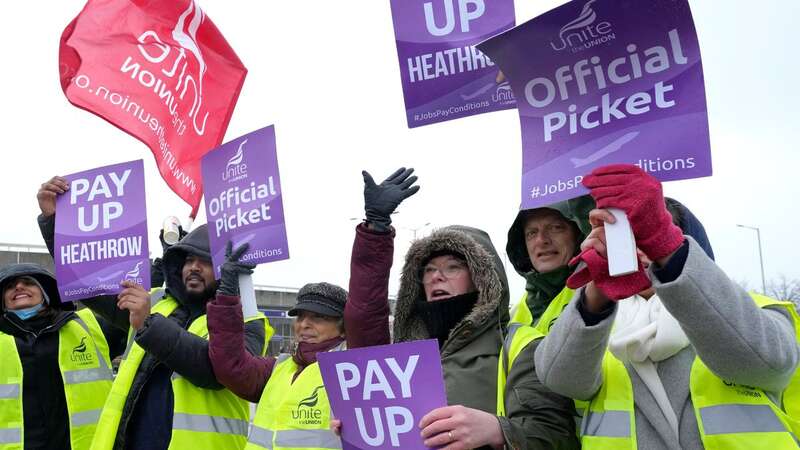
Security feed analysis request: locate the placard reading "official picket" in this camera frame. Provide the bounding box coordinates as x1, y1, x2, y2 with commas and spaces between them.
202, 125, 289, 277
55, 160, 150, 301
479, 0, 711, 209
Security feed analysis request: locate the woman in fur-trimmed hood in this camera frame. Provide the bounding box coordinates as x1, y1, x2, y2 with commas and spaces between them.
344, 168, 579, 449
394, 225, 510, 412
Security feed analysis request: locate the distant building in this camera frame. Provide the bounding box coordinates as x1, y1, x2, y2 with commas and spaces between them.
0, 243, 54, 271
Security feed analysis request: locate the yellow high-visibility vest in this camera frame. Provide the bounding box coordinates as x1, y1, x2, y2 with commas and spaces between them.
510, 287, 575, 335
496, 322, 545, 416
90, 293, 271, 450
752, 294, 800, 437
509, 287, 586, 430
580, 295, 800, 449
246, 346, 344, 450
0, 308, 112, 450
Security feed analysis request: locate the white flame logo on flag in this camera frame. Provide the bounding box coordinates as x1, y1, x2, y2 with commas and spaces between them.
173, 0, 209, 135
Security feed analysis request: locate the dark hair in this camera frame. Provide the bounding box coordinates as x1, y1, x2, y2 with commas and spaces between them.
665, 198, 684, 227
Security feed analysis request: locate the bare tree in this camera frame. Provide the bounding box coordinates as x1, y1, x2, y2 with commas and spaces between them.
766, 275, 800, 309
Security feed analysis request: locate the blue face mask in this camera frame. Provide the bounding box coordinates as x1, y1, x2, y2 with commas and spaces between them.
9, 303, 44, 321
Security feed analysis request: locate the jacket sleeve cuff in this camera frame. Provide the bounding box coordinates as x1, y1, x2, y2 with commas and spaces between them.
496, 416, 520, 450
652, 239, 690, 283
576, 290, 616, 326
134, 313, 180, 358
214, 293, 241, 307
357, 221, 395, 236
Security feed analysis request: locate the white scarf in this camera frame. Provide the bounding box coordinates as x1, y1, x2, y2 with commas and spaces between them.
608, 293, 690, 442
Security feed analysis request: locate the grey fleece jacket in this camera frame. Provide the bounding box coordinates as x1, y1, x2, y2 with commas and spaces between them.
535, 237, 799, 450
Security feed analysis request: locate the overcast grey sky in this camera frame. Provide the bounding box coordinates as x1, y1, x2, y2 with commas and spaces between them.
2, 0, 798, 304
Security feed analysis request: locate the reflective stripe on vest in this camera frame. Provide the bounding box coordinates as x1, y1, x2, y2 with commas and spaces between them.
700, 404, 787, 434
246, 347, 343, 450
248, 425, 274, 449
581, 410, 630, 438
0, 429, 21, 445
172, 413, 249, 436
496, 323, 544, 416
91, 293, 272, 450
0, 308, 112, 450
248, 426, 341, 450
581, 295, 800, 449
751, 293, 800, 435
0, 330, 22, 449
0, 385, 19, 399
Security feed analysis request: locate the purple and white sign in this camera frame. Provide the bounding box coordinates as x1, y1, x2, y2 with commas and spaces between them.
318, 340, 447, 450
478, 0, 711, 209
390, 0, 517, 127
55, 160, 150, 302
202, 125, 289, 277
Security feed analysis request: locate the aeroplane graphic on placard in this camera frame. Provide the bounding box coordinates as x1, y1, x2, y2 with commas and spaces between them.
570, 131, 639, 168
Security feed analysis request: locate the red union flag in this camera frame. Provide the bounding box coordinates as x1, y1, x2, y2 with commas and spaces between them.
59, 0, 247, 214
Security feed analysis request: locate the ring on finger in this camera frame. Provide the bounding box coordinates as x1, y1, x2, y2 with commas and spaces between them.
448, 431, 454, 441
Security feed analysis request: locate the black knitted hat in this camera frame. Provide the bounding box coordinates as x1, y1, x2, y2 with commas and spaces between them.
288, 282, 348, 318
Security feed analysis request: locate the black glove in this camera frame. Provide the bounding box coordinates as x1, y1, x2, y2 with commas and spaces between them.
158, 226, 187, 254
217, 241, 256, 296
363, 167, 420, 232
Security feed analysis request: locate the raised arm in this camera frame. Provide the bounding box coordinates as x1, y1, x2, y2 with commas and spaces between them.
345, 168, 419, 348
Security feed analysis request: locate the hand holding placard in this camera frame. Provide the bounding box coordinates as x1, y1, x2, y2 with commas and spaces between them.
583, 164, 684, 262
419, 405, 505, 449
217, 241, 255, 296
37, 176, 70, 217
117, 280, 150, 330
318, 340, 447, 450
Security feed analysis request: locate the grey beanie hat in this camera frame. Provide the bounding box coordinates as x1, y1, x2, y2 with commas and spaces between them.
288, 282, 348, 318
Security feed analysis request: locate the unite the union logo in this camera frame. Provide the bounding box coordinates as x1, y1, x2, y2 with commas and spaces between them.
550, 0, 616, 53
222, 139, 248, 183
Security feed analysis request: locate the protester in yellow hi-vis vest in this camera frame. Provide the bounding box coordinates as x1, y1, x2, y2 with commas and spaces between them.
536, 164, 800, 449
37, 179, 270, 450
333, 168, 579, 450
36, 178, 271, 450
208, 282, 359, 450
0, 263, 114, 450
505, 196, 595, 333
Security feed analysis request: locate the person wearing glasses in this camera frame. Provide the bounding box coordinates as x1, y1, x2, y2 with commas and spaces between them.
337, 168, 579, 450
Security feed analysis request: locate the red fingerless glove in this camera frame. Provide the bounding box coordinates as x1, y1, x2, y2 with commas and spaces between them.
566, 248, 652, 301
582, 164, 685, 261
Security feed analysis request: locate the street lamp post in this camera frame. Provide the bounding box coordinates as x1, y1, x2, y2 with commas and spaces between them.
737, 224, 766, 294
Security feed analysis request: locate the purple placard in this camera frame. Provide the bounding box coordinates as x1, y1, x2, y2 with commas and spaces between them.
390, 0, 517, 127
478, 0, 711, 209
318, 340, 447, 450
55, 160, 150, 302
202, 125, 289, 277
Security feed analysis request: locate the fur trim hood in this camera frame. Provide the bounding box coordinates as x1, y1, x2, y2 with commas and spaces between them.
0, 263, 74, 312
393, 225, 510, 344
